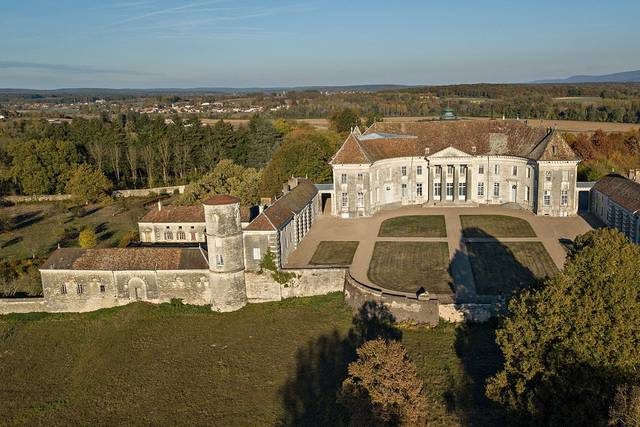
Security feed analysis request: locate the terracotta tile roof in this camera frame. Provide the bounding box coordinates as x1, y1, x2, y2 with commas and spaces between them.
331, 120, 578, 163
330, 133, 371, 164
527, 130, 581, 161
140, 204, 255, 223
140, 205, 205, 223
245, 179, 318, 231
41, 247, 209, 271
203, 195, 241, 205
593, 174, 640, 214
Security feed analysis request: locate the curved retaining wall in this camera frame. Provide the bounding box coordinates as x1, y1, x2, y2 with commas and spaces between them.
343, 273, 439, 326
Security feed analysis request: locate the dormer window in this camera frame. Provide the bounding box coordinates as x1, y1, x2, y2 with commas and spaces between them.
471, 146, 476, 153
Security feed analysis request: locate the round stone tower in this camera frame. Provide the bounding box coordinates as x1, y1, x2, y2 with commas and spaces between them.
203, 195, 247, 312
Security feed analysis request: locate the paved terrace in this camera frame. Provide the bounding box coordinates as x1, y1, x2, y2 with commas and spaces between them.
285, 206, 597, 302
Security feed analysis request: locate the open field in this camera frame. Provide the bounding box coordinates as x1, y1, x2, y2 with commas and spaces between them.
460, 215, 537, 238
0, 294, 504, 426
466, 241, 558, 295
368, 241, 452, 294
378, 215, 447, 238
0, 198, 152, 260
202, 116, 640, 133
309, 241, 359, 265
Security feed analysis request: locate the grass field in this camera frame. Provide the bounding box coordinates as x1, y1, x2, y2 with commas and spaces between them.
368, 241, 452, 294
0, 198, 153, 260
309, 241, 359, 265
0, 294, 505, 426
378, 215, 447, 238
460, 215, 536, 238
466, 241, 558, 295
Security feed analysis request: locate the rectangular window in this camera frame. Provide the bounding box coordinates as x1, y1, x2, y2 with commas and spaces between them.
512, 166, 518, 176
525, 186, 530, 202
494, 164, 500, 175
176, 231, 186, 240
526, 167, 531, 179
477, 182, 484, 196
446, 183, 454, 197
76, 284, 84, 295
416, 183, 423, 197
60, 284, 67, 295
99, 284, 106, 293
447, 165, 455, 176
545, 171, 552, 182
478, 165, 485, 175
357, 173, 363, 181
561, 190, 568, 206
458, 182, 467, 197
416, 165, 422, 175
357, 192, 364, 208
216, 253, 224, 266
562, 170, 569, 182
341, 173, 347, 184
544, 191, 551, 206
460, 165, 467, 175
436, 165, 442, 175
434, 183, 442, 197
253, 247, 261, 260
401, 166, 407, 176
401, 184, 407, 197
493, 182, 500, 197
341, 192, 348, 209
164, 231, 173, 240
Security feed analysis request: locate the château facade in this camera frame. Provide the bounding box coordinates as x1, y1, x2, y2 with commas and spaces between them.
330, 120, 580, 217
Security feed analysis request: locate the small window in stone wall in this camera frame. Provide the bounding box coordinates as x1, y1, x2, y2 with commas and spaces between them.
76, 284, 84, 295
60, 284, 67, 295
164, 231, 173, 240
253, 247, 261, 260
545, 171, 552, 182
177, 231, 186, 240
216, 253, 224, 266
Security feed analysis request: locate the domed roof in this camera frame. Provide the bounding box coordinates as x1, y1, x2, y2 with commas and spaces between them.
202, 195, 241, 206
441, 108, 457, 120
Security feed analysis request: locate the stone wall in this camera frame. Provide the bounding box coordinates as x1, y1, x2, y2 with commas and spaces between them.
343, 273, 439, 326
4, 194, 73, 203
438, 303, 503, 322
245, 268, 346, 303
1, 269, 211, 314
112, 185, 186, 198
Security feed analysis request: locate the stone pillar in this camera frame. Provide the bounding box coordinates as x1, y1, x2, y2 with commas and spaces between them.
203, 195, 247, 312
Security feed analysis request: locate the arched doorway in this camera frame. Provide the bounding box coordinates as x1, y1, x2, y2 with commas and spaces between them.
127, 277, 146, 300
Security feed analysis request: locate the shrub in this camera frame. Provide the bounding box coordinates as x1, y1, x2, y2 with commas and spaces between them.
339, 339, 427, 426
609, 383, 640, 427
119, 230, 139, 248
78, 228, 98, 248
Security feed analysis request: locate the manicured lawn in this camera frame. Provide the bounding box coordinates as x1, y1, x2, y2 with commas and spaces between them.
460, 215, 536, 238
466, 241, 558, 295
367, 241, 452, 294
0, 294, 505, 426
378, 215, 447, 238
309, 241, 359, 265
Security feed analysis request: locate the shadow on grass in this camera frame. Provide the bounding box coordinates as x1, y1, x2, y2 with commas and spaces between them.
2, 236, 23, 248
462, 227, 543, 297
445, 321, 507, 426
11, 211, 44, 230
279, 301, 400, 426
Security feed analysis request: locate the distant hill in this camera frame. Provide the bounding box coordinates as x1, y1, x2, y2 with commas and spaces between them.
0, 84, 412, 97
533, 70, 640, 84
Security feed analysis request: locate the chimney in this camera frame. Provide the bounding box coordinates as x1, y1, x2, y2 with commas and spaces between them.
629, 169, 640, 182
157, 201, 162, 211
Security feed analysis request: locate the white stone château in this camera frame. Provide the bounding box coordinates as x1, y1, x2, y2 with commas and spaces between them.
330, 119, 580, 217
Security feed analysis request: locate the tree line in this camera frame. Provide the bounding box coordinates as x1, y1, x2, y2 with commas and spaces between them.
0, 113, 285, 196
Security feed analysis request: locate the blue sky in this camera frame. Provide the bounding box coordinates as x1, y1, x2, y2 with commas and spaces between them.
0, 0, 638, 89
